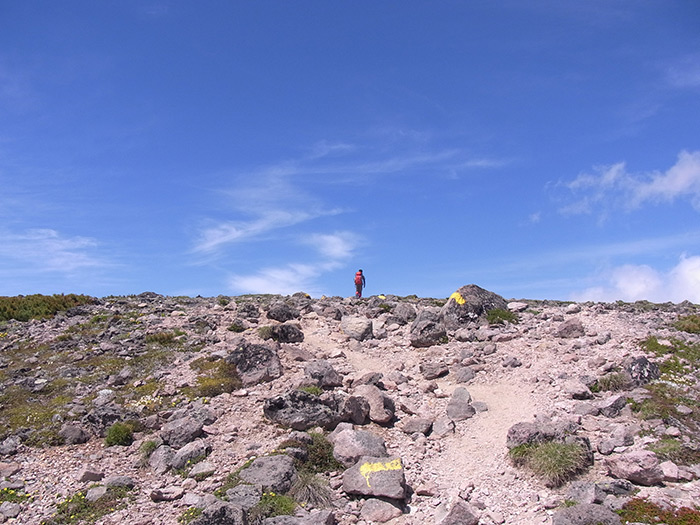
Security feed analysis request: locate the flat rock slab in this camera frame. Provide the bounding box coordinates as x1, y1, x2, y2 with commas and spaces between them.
342, 455, 406, 500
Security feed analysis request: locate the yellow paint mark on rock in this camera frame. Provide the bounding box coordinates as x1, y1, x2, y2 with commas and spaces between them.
359, 458, 403, 487
449, 292, 465, 305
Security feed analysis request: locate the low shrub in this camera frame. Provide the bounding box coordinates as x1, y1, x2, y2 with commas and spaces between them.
509, 441, 588, 487
248, 492, 296, 523
617, 497, 700, 524
297, 385, 323, 396
258, 326, 274, 340
0, 294, 95, 322
43, 486, 133, 524
288, 470, 333, 508
178, 507, 203, 525
674, 314, 700, 334
592, 372, 630, 392
486, 308, 519, 325
104, 422, 134, 447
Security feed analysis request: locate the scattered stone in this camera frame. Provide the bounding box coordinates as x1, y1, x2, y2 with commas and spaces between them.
239, 454, 298, 493
340, 316, 373, 341
342, 456, 406, 500
605, 450, 664, 486
360, 498, 403, 522
551, 503, 621, 525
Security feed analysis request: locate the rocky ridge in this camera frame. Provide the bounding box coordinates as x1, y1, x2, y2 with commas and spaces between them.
0, 285, 698, 524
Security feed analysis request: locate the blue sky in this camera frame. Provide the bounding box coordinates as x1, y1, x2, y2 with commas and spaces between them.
2, 2, 700, 302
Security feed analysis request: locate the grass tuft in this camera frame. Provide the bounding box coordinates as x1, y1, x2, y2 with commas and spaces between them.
508, 441, 588, 487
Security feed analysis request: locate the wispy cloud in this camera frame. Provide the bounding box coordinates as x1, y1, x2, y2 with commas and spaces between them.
557, 150, 700, 217
571, 254, 700, 303
666, 53, 700, 89
0, 228, 103, 273
227, 230, 361, 296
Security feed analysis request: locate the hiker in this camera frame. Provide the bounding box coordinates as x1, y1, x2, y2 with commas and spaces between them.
354, 269, 366, 298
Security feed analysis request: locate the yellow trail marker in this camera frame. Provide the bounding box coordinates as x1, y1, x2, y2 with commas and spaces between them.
359, 458, 403, 487
449, 292, 465, 305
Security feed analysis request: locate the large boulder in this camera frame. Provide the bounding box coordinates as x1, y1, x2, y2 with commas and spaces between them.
266, 302, 300, 322
263, 390, 342, 430
385, 302, 417, 326
340, 316, 373, 341
305, 360, 343, 388
225, 340, 283, 386
342, 456, 406, 500
271, 322, 305, 343
605, 450, 664, 486
551, 503, 621, 525
352, 384, 395, 425
409, 309, 447, 348
239, 454, 298, 494
160, 416, 204, 449
440, 284, 507, 329
330, 428, 388, 467
190, 500, 247, 525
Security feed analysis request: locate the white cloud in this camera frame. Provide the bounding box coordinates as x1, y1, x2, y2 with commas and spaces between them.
559, 150, 700, 216
303, 231, 359, 260
229, 264, 319, 296
571, 255, 700, 303
666, 53, 700, 89
0, 228, 102, 273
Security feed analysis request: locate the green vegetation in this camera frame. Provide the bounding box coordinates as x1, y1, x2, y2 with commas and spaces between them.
185, 357, 241, 398
617, 498, 700, 524
297, 385, 323, 396
214, 458, 255, 498
227, 321, 247, 333
0, 487, 32, 503
145, 329, 186, 346
378, 303, 392, 312
42, 486, 133, 525
257, 325, 274, 340
104, 422, 134, 446
674, 314, 700, 334
509, 441, 589, 487
0, 294, 94, 322
178, 507, 203, 525
641, 336, 700, 385
486, 308, 519, 325
648, 437, 700, 465
591, 371, 630, 392
278, 431, 344, 474
139, 439, 159, 460
288, 470, 333, 508
248, 492, 296, 523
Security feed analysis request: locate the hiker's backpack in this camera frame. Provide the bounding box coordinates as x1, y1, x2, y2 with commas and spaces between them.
354, 272, 363, 285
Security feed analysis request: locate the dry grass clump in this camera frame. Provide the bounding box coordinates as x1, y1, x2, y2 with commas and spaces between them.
509, 441, 588, 487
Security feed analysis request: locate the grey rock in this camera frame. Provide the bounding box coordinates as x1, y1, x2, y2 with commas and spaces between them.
305, 360, 343, 388
598, 395, 627, 418
625, 356, 660, 386
59, 423, 91, 444
567, 481, 605, 504
0, 436, 20, 456
190, 500, 247, 525
149, 445, 175, 474
226, 340, 283, 386
331, 428, 388, 467
340, 316, 373, 341
605, 450, 664, 486
172, 439, 212, 470
263, 390, 342, 431
339, 395, 370, 425
189, 461, 216, 480
360, 498, 403, 522
104, 475, 136, 488
342, 455, 406, 500
437, 499, 480, 525
225, 484, 261, 511
352, 384, 395, 425
239, 454, 297, 494
420, 361, 449, 380
400, 417, 433, 435
556, 318, 585, 338
150, 486, 185, 501
431, 417, 455, 437
85, 486, 108, 503
409, 309, 447, 348
452, 366, 476, 383
440, 284, 508, 329
160, 416, 204, 449
551, 503, 621, 525
446, 387, 476, 421
271, 322, 305, 343
0, 501, 20, 518
267, 302, 300, 322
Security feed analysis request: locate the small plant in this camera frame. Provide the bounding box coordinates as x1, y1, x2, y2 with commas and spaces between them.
378, 303, 392, 312
104, 422, 134, 446
43, 486, 133, 524
298, 385, 323, 396
178, 507, 203, 524
674, 314, 700, 334
616, 497, 700, 524
438, 335, 449, 344
303, 432, 345, 474
592, 371, 630, 392
214, 458, 255, 498
648, 437, 700, 466
509, 441, 588, 487
486, 308, 519, 325
257, 325, 274, 340
217, 296, 230, 307
187, 357, 241, 397
139, 439, 159, 459
0, 487, 31, 503
145, 330, 185, 346
227, 322, 246, 333
288, 471, 333, 508
248, 492, 296, 522
0, 294, 95, 322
